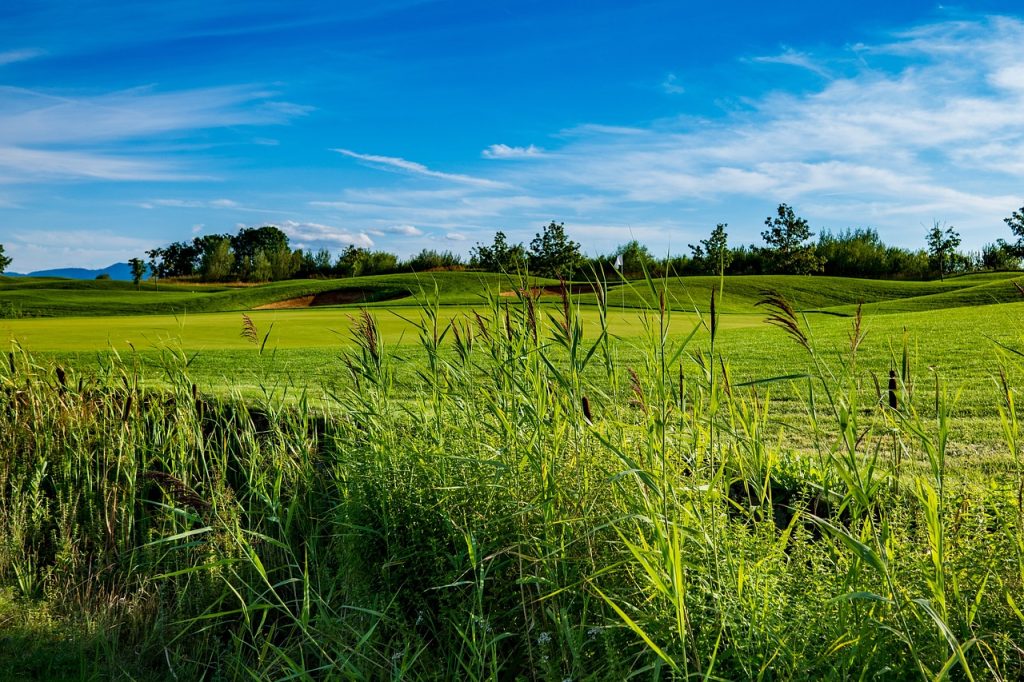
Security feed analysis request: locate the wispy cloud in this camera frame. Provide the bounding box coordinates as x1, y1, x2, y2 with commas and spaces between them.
143, 198, 240, 209
445, 232, 467, 241
751, 47, 832, 78
661, 73, 685, 94
0, 49, 45, 67
0, 84, 308, 183
482, 143, 544, 159
333, 148, 508, 188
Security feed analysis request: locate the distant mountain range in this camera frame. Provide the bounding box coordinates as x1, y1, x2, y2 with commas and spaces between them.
5, 262, 149, 281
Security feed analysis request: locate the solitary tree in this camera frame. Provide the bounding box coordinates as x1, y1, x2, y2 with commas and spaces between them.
0, 244, 11, 273
926, 222, 961, 281
761, 204, 824, 274
528, 221, 583, 278
689, 223, 731, 274
129, 257, 146, 290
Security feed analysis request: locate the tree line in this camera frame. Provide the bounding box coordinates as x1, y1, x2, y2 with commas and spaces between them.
121, 202, 1024, 285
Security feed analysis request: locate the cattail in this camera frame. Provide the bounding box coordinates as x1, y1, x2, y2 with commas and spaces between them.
121, 394, 133, 421
55, 366, 66, 387
7, 352, 13, 376
582, 395, 593, 423
888, 369, 898, 410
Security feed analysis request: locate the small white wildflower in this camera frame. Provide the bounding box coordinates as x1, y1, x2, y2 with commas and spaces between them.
537, 631, 552, 645
415, 610, 424, 626
587, 626, 603, 638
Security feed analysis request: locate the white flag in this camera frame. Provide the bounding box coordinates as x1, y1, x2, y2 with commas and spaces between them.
614, 254, 624, 270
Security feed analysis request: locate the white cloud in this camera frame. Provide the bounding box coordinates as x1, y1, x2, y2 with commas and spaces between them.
482, 143, 544, 159
333, 148, 508, 188
191, 223, 204, 234
276, 220, 374, 249
445, 232, 467, 241
382, 224, 423, 236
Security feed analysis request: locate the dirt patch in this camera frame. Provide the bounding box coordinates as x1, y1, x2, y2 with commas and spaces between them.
255, 288, 408, 309
498, 284, 599, 298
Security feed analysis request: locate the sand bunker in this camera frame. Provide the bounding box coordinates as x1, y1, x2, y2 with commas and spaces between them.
255, 288, 408, 309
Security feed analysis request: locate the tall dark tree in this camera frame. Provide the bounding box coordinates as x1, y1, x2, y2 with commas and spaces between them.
926, 222, 961, 281
471, 231, 527, 273
129, 257, 146, 290
689, 224, 731, 274
528, 221, 583, 278
761, 204, 824, 275
0, 243, 11, 273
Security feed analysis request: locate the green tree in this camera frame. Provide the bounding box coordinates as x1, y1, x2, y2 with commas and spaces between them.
610, 240, 654, 278
129, 257, 146, 290
471, 231, 527, 273
528, 221, 583, 278
311, 248, 332, 276
0, 244, 11, 273
926, 222, 961, 281
406, 249, 463, 271
269, 244, 298, 281
200, 237, 234, 282
982, 241, 1020, 270
1004, 205, 1024, 257
252, 249, 273, 282
231, 226, 289, 280
689, 223, 731, 274
761, 204, 824, 275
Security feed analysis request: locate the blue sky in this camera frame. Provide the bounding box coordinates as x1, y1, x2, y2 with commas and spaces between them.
2, 1, 1024, 271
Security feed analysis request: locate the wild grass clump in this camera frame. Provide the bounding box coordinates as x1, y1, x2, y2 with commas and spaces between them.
1, 276, 1023, 679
